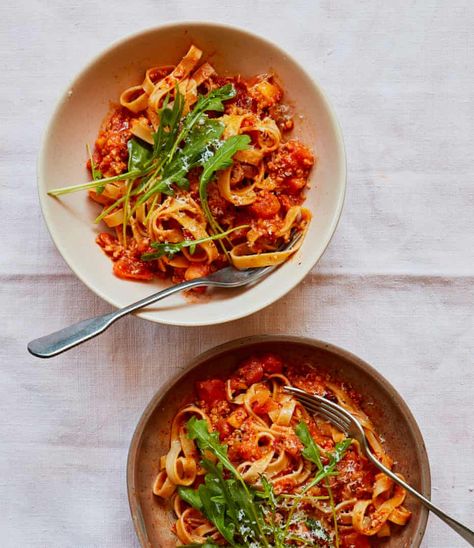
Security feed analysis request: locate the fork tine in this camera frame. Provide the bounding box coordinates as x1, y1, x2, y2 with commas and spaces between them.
208, 230, 304, 286
292, 395, 350, 433
288, 391, 351, 425
308, 400, 351, 428
284, 386, 352, 432
297, 399, 350, 433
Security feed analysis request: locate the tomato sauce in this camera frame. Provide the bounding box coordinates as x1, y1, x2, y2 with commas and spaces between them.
92, 107, 134, 177
90, 71, 315, 286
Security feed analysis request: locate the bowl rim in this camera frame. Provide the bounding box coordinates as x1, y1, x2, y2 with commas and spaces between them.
37, 21, 347, 326
126, 334, 431, 547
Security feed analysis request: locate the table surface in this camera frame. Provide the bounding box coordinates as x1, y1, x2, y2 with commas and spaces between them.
1, 1, 473, 546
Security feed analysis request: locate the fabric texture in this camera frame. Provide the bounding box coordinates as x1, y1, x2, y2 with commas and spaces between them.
0, 1, 473, 546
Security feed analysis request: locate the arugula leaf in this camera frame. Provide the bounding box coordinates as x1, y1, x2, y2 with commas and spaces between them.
260, 475, 278, 511
163, 116, 225, 186
50, 140, 154, 197
179, 460, 259, 547
199, 134, 251, 189
48, 85, 237, 202
295, 422, 352, 490
192, 83, 236, 115
186, 417, 239, 479
162, 84, 236, 173
134, 116, 226, 207
152, 90, 184, 163
127, 138, 153, 172
177, 486, 203, 511
86, 144, 102, 178
198, 134, 251, 233
295, 421, 324, 469
48, 157, 153, 197
185, 418, 271, 547
294, 421, 352, 548
198, 463, 236, 544
85, 143, 104, 196
141, 225, 248, 261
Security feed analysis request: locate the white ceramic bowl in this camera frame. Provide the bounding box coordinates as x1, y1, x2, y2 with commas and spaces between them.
38, 22, 346, 326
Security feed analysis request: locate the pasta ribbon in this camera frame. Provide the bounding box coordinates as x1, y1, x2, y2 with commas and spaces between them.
147, 194, 219, 265
84, 46, 315, 292
151, 355, 411, 546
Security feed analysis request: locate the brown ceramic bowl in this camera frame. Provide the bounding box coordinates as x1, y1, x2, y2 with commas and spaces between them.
127, 336, 431, 547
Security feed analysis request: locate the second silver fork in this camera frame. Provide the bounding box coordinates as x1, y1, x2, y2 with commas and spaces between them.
284, 385, 474, 546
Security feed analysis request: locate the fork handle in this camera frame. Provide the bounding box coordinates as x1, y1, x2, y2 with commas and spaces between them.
27, 278, 204, 358
365, 450, 474, 545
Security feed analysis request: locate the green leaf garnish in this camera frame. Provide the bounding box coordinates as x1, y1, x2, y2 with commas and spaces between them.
184, 418, 271, 547
292, 421, 352, 547
198, 134, 251, 235
295, 421, 324, 469
127, 138, 152, 172
48, 85, 237, 202
186, 417, 240, 479
86, 143, 103, 192
177, 485, 203, 511
152, 90, 185, 164
179, 417, 349, 547
141, 225, 247, 261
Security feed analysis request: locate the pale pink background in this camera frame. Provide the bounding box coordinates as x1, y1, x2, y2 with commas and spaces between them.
0, 1, 473, 547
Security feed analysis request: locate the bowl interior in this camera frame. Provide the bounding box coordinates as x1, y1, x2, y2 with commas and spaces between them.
128, 336, 430, 548
39, 23, 346, 325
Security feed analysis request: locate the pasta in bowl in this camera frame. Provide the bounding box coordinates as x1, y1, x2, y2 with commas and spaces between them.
39, 23, 346, 325
127, 336, 430, 547
48, 45, 314, 284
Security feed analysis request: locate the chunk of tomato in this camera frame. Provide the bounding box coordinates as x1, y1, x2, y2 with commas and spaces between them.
261, 353, 284, 374
340, 532, 370, 548
215, 418, 232, 439
234, 358, 264, 385
196, 379, 226, 406
113, 256, 153, 281
248, 191, 281, 219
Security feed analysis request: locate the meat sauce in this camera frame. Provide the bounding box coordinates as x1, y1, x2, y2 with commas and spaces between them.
190, 353, 380, 546
91, 107, 134, 177
91, 74, 314, 282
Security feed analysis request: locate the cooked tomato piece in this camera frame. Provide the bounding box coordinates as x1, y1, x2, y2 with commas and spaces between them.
235, 438, 263, 461
248, 191, 281, 219
184, 264, 210, 281
196, 379, 226, 406
286, 176, 307, 193
261, 353, 284, 374
253, 397, 278, 415
96, 232, 118, 249
234, 358, 264, 385
113, 256, 153, 281
340, 532, 370, 548
267, 140, 314, 194
215, 418, 232, 439
251, 387, 271, 414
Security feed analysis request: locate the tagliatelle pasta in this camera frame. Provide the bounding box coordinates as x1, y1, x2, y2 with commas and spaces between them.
153, 353, 411, 547
48, 45, 316, 289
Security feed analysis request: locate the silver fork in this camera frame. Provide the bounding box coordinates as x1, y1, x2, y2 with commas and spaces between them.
284, 385, 474, 546
27, 234, 301, 358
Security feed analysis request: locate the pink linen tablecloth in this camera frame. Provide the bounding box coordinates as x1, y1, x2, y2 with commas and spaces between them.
0, 1, 473, 546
